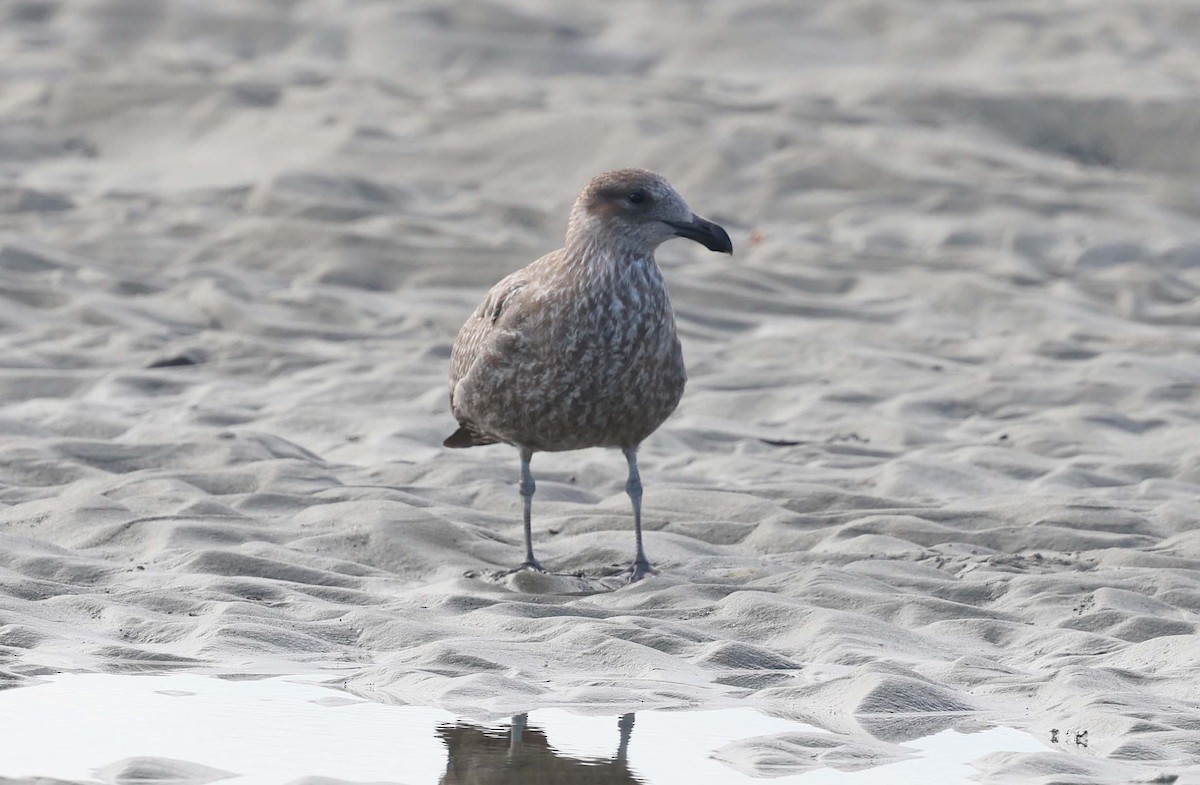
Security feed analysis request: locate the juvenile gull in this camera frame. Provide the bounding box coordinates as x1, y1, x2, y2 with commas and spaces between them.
445, 169, 733, 581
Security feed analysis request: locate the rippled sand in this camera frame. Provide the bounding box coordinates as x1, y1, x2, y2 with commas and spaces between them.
2, 2, 1200, 783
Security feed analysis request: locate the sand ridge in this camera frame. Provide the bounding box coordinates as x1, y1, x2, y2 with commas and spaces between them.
2, 1, 1200, 782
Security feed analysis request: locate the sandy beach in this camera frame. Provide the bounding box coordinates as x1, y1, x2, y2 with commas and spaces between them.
2, 1, 1200, 782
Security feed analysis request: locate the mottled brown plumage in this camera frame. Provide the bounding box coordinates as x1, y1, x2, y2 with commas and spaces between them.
446, 169, 732, 581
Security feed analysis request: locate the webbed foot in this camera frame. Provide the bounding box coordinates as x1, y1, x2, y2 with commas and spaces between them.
626, 558, 657, 584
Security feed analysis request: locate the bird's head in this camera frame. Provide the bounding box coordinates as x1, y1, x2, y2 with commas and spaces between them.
566, 168, 733, 258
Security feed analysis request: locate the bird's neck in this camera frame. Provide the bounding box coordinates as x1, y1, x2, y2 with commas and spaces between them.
557, 238, 662, 295
564, 209, 658, 265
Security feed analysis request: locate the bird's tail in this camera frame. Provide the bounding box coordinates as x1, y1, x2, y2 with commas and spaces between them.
443, 427, 475, 448
443, 425, 498, 448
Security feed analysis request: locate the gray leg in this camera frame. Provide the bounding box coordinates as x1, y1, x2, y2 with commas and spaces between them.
519, 449, 545, 572
616, 713, 634, 763
509, 713, 527, 755
624, 447, 654, 582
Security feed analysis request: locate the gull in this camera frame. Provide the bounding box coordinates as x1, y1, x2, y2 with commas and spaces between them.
445, 169, 732, 582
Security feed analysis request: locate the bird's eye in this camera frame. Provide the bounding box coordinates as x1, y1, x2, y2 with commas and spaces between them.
627, 189, 647, 205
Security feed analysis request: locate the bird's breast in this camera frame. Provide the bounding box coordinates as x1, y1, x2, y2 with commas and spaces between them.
517, 264, 684, 449
556, 264, 680, 379
457, 254, 687, 452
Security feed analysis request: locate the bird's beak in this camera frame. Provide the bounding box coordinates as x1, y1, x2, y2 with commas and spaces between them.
665, 214, 733, 254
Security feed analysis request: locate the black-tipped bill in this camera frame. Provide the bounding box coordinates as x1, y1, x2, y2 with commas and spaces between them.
666, 215, 733, 254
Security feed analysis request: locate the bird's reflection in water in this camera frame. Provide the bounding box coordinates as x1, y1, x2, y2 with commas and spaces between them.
438, 712, 642, 784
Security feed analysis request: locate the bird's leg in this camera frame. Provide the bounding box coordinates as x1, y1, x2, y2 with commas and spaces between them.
616, 713, 635, 763
624, 447, 655, 582
519, 449, 546, 572
509, 713, 527, 755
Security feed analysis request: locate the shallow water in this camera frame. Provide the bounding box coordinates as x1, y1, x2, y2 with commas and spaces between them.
0, 673, 1044, 784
